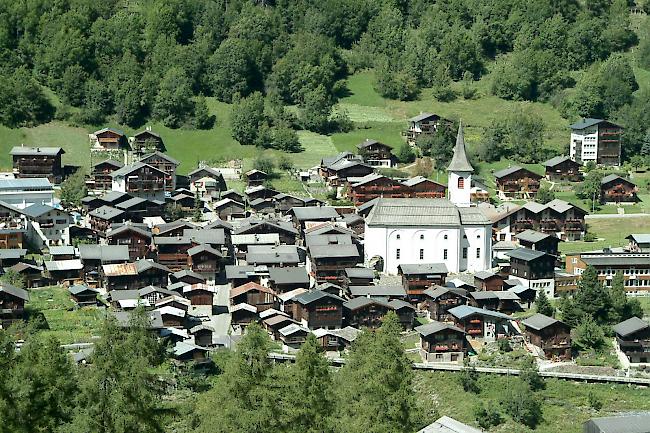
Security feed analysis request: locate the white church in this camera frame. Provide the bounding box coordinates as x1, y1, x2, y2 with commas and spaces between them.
364, 123, 493, 275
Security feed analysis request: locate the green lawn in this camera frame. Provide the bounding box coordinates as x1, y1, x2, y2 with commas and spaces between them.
560, 216, 650, 253
26, 286, 104, 344
413, 371, 650, 433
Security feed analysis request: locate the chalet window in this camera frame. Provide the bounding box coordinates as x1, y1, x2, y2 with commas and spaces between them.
396, 249, 401, 259
420, 234, 424, 240
462, 248, 467, 259
457, 177, 464, 189
443, 235, 448, 240
476, 248, 480, 259
420, 249, 424, 260
443, 249, 448, 260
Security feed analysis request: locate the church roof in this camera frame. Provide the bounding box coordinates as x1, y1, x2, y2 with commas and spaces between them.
365, 198, 491, 227
447, 122, 473, 173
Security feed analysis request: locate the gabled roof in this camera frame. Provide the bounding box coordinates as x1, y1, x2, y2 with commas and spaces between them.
172, 269, 206, 282
416, 321, 465, 337
0, 178, 53, 191
78, 244, 130, 262
584, 413, 650, 433
0, 249, 28, 260
44, 259, 83, 271
601, 173, 635, 186
542, 155, 575, 167
357, 139, 391, 150
308, 244, 359, 259
344, 267, 374, 279
94, 127, 125, 136
278, 323, 309, 337
626, 234, 650, 244
230, 281, 275, 298
21, 203, 58, 219
473, 270, 498, 281
401, 176, 445, 188
294, 290, 345, 305
505, 247, 548, 262
423, 285, 468, 300
326, 158, 372, 172
613, 317, 649, 337
291, 206, 340, 221
417, 416, 483, 433
135, 259, 171, 274
107, 224, 151, 239
350, 173, 392, 187
111, 162, 165, 178
268, 267, 309, 285
89, 205, 125, 221
494, 165, 541, 179
68, 284, 99, 295
522, 313, 565, 331
187, 243, 222, 257
398, 263, 448, 276
93, 159, 124, 169
133, 129, 161, 139
139, 285, 175, 298
409, 112, 439, 123
0, 282, 29, 301
448, 305, 512, 321
515, 229, 554, 244
569, 118, 621, 130
10, 146, 64, 156
447, 121, 473, 172
116, 196, 149, 210
100, 191, 131, 204
343, 296, 393, 311
188, 166, 224, 179
139, 151, 179, 166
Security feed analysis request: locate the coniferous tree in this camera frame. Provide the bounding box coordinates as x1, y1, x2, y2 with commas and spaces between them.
535, 290, 555, 317
574, 265, 611, 324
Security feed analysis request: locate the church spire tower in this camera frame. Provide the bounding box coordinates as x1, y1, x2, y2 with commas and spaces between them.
447, 121, 473, 207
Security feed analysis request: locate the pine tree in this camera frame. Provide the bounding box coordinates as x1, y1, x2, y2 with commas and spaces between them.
574, 265, 611, 324
0, 330, 16, 433
193, 193, 203, 222
280, 334, 334, 433
535, 290, 554, 317
336, 312, 417, 433
559, 295, 584, 329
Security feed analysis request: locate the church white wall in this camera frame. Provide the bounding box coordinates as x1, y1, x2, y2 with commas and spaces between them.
364, 223, 492, 275
448, 171, 472, 208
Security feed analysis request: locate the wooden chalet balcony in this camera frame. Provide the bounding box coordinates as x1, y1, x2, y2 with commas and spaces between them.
514, 219, 535, 231
467, 328, 482, 335
540, 219, 558, 231
564, 220, 584, 231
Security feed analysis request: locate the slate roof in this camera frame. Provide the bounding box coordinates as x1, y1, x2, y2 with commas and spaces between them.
293, 290, 345, 305
187, 244, 222, 257
230, 281, 274, 298
348, 285, 407, 298
308, 244, 359, 259
366, 198, 490, 227
326, 158, 371, 172
21, 203, 56, 218
542, 155, 574, 167
409, 112, 438, 123
447, 122, 473, 172
78, 245, 130, 262
357, 139, 391, 149
49, 245, 76, 256
448, 305, 512, 320
516, 229, 552, 244
268, 267, 309, 285
581, 254, 650, 266
417, 416, 482, 433
278, 323, 309, 337
246, 245, 300, 265
613, 317, 649, 337
343, 296, 393, 311
111, 162, 165, 178
601, 173, 634, 186
423, 285, 468, 300
44, 259, 83, 271
89, 205, 125, 221
0, 282, 29, 301
291, 206, 340, 221
494, 165, 541, 179
584, 413, 650, 433
398, 263, 448, 275
93, 159, 124, 169
10, 146, 64, 156
569, 118, 615, 130
188, 167, 224, 178
107, 224, 151, 238
505, 248, 548, 262
522, 313, 564, 331
139, 151, 179, 166
0, 178, 53, 191
172, 269, 206, 282
401, 176, 444, 187
415, 321, 465, 337
68, 284, 98, 295
116, 197, 148, 210
626, 234, 650, 244
344, 267, 374, 279
0, 249, 27, 259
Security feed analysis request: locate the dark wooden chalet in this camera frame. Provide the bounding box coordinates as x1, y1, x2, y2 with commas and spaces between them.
170, 269, 206, 286
349, 173, 408, 206
401, 176, 447, 198
600, 174, 638, 204
187, 244, 222, 282
90, 159, 124, 191
7, 262, 43, 288
213, 198, 245, 220
308, 244, 361, 285
323, 159, 374, 187
230, 303, 258, 326
245, 185, 280, 201
343, 297, 393, 329
182, 283, 214, 305
172, 342, 208, 363
10, 146, 65, 183
152, 220, 197, 237
448, 305, 514, 341
423, 286, 469, 322
398, 263, 448, 300
278, 323, 310, 350
522, 313, 571, 360
191, 324, 215, 347
102, 259, 171, 291
312, 327, 361, 353
542, 156, 582, 182
89, 206, 127, 236
263, 314, 298, 340
43, 259, 84, 286
131, 129, 164, 153
157, 306, 186, 328
473, 271, 503, 291
416, 321, 467, 363
470, 291, 521, 315
139, 152, 179, 193
0, 282, 28, 326
342, 267, 374, 287
494, 166, 542, 199
68, 284, 99, 306
234, 219, 298, 245
613, 317, 650, 364
292, 290, 345, 329
515, 229, 561, 256
250, 198, 275, 214
245, 169, 267, 186
506, 248, 555, 281
230, 282, 277, 313
189, 167, 226, 190
268, 267, 310, 293
92, 127, 127, 150
153, 236, 193, 271
106, 224, 152, 262
111, 162, 166, 201
405, 113, 449, 145
356, 139, 395, 168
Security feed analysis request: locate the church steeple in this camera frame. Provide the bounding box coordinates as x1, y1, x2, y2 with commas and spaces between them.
447, 120, 472, 207
447, 121, 474, 173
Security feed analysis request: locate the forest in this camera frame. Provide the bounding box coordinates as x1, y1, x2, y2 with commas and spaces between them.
1, 0, 650, 161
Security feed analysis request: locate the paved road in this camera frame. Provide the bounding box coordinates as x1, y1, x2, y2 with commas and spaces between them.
210, 283, 231, 335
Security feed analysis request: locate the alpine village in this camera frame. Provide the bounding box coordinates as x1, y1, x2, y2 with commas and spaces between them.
2, 1, 650, 433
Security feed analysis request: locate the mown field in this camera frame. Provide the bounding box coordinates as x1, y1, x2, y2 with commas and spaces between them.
413, 371, 650, 433
559, 216, 650, 254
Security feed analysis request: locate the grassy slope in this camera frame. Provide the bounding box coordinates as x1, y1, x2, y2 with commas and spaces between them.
414, 371, 650, 433
559, 216, 650, 253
